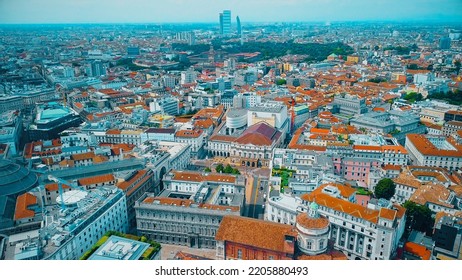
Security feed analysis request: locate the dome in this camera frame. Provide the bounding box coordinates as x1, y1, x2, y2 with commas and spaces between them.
0, 159, 38, 197
296, 213, 329, 230
310, 202, 319, 211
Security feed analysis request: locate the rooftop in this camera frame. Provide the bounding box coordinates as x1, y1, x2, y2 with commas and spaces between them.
215, 216, 297, 254
88, 235, 151, 260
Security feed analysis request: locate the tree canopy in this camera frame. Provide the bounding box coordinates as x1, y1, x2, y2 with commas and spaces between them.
403, 201, 434, 235
403, 91, 423, 103
215, 163, 240, 174
374, 178, 396, 200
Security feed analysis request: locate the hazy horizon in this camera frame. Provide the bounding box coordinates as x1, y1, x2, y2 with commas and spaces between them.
0, 0, 461, 24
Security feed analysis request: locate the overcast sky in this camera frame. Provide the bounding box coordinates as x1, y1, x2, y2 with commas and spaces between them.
0, 0, 461, 24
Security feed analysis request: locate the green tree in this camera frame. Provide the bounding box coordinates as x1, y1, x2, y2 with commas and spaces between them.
204, 167, 211, 172
455, 60, 461, 75
232, 168, 240, 175
224, 164, 234, 174
374, 178, 396, 200
275, 78, 286, 86
215, 163, 224, 173
403, 201, 434, 235
403, 92, 423, 103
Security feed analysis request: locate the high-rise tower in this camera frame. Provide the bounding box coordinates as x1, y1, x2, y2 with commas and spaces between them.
236, 15, 242, 36
219, 10, 231, 36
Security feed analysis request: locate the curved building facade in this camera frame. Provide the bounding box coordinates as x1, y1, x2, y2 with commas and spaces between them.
296, 202, 330, 256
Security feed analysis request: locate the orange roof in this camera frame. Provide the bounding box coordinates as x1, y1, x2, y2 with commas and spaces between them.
406, 134, 462, 157
302, 192, 386, 224
406, 69, 431, 75
373, 107, 386, 112
393, 172, 423, 189
99, 89, 119, 95
92, 155, 108, 163
59, 159, 75, 167
175, 129, 203, 138
78, 174, 115, 186
142, 197, 240, 212
383, 164, 402, 171
310, 128, 330, 134
215, 216, 297, 254
379, 207, 397, 220
296, 213, 329, 229
117, 170, 151, 196
45, 183, 71, 192
14, 193, 37, 220
106, 129, 121, 135
170, 170, 236, 184
311, 183, 356, 199
71, 152, 95, 161
410, 183, 453, 208
194, 118, 214, 129
235, 133, 273, 146
404, 242, 431, 260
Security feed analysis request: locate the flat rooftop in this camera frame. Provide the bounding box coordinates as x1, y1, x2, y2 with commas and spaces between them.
88, 236, 150, 260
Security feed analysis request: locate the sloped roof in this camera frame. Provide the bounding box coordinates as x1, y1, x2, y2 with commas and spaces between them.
215, 216, 297, 254
14, 193, 37, 220
235, 122, 282, 146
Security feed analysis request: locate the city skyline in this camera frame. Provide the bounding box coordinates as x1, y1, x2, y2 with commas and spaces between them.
0, 0, 461, 24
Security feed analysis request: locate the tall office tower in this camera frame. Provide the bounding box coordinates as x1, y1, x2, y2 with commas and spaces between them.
90, 60, 106, 77
439, 36, 451, 50
220, 10, 231, 36
219, 13, 224, 34
236, 16, 242, 36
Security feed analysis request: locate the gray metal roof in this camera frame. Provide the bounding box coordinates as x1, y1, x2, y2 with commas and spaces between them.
0, 160, 38, 197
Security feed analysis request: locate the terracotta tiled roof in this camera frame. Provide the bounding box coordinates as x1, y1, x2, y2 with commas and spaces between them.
209, 135, 237, 142
142, 197, 240, 212
301, 192, 383, 224
404, 242, 431, 260
45, 183, 71, 192
78, 174, 115, 186
379, 208, 397, 220
311, 183, 356, 199
393, 172, 423, 189
383, 164, 402, 171
71, 152, 95, 161
194, 118, 214, 129
296, 213, 329, 229
170, 170, 236, 184
406, 134, 462, 157
448, 185, 462, 197
59, 159, 75, 167
235, 122, 282, 146
14, 193, 37, 220
117, 170, 151, 196
215, 216, 297, 254
175, 129, 203, 138
93, 155, 108, 163
410, 182, 454, 208
106, 129, 121, 135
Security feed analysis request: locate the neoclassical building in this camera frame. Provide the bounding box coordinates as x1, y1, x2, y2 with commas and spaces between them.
208, 122, 284, 167
215, 202, 345, 260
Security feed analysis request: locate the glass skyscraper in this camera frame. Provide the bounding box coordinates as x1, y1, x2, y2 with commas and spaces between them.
220, 10, 231, 36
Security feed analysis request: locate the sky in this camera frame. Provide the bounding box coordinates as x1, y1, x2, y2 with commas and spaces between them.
0, 0, 461, 24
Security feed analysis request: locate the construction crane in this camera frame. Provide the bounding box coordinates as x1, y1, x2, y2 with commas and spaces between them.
47, 175, 106, 211
47, 175, 70, 212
